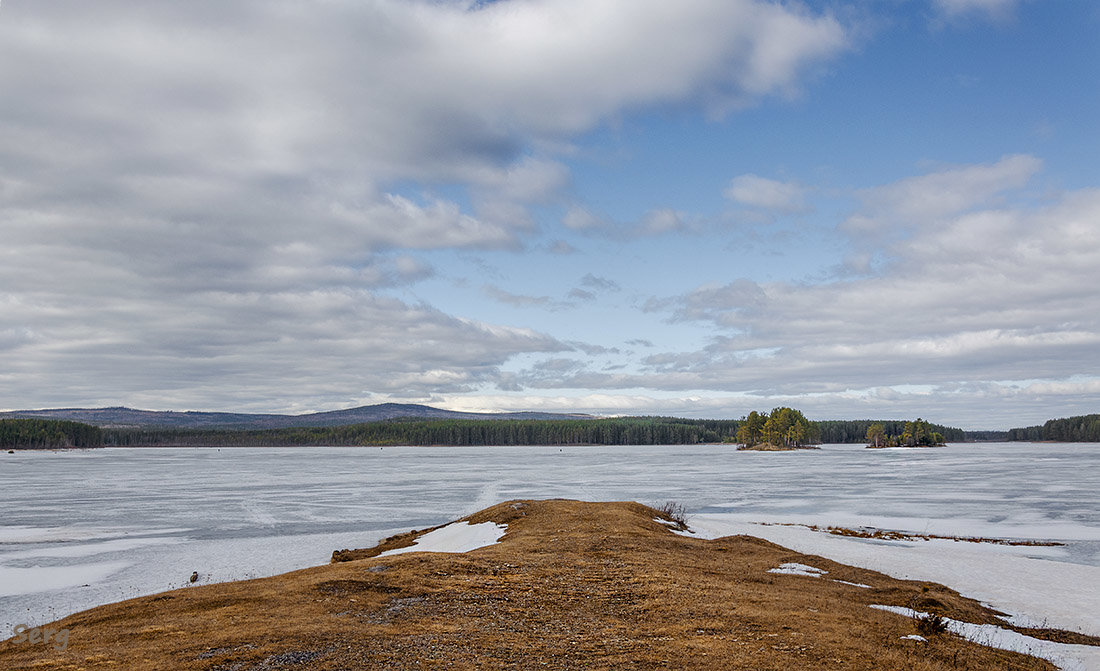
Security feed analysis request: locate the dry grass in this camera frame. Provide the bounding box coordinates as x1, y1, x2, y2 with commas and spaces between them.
0, 499, 1083, 670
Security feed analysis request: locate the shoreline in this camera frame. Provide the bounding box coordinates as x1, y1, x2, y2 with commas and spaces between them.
3, 500, 1098, 670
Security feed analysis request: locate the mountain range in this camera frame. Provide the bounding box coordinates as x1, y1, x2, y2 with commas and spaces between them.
0, 403, 594, 430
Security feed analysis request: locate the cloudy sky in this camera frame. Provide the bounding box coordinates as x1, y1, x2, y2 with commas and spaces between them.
1, 0, 1098, 429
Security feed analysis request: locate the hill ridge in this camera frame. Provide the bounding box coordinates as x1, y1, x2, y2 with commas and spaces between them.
0, 403, 593, 430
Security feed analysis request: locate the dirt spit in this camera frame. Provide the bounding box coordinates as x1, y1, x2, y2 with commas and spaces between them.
1, 499, 1085, 670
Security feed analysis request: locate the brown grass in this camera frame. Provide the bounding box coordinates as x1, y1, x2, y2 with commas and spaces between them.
0, 499, 1082, 670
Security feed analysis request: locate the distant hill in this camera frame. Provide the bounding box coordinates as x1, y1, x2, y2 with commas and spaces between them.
0, 403, 594, 430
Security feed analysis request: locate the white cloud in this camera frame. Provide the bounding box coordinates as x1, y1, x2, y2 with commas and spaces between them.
725, 174, 810, 213
933, 0, 1021, 21
639, 209, 688, 235
844, 154, 1042, 234
562, 205, 607, 230
0, 1, 854, 409
549, 164, 1100, 427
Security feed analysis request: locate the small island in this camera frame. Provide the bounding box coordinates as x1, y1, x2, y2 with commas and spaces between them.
865, 418, 945, 448
734, 407, 820, 451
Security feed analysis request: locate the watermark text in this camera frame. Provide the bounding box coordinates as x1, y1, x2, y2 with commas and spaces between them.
11, 624, 70, 652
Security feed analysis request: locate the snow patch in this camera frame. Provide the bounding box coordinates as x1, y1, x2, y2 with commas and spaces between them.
768, 562, 827, 577
378, 521, 507, 557
655, 518, 695, 535
871, 605, 1100, 671
834, 579, 872, 588
901, 634, 927, 642
689, 514, 1100, 636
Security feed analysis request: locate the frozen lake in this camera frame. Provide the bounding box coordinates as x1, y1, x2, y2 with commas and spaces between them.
2, 442, 1099, 641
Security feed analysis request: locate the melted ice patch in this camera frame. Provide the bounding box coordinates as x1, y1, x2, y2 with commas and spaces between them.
378, 522, 507, 557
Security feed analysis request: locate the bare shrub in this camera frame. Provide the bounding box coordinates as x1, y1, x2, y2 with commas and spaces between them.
915, 612, 948, 637
656, 501, 688, 529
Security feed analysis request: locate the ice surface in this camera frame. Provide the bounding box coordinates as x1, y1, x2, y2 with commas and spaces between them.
378, 522, 507, 557
0, 562, 130, 597
871, 605, 1100, 671
767, 562, 827, 577
2, 442, 1098, 645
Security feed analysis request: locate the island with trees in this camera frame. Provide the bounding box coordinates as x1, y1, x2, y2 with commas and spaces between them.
864, 418, 945, 448
734, 407, 820, 450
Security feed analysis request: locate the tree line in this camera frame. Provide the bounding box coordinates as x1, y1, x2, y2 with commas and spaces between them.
1007, 414, 1100, 442
0, 419, 104, 449
102, 417, 743, 447
4, 414, 980, 449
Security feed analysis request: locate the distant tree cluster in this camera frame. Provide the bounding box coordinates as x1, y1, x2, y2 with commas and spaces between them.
1008, 414, 1100, 442
815, 420, 964, 444
0, 419, 103, 449
865, 418, 944, 448
735, 407, 819, 448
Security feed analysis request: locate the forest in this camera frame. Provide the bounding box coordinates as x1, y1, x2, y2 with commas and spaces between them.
0, 418, 104, 449
2, 414, 982, 448
1007, 414, 1100, 442
101, 417, 743, 447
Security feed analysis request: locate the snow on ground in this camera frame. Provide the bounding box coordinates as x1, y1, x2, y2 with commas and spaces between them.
687, 515, 1100, 637
871, 605, 1100, 671
378, 522, 507, 557
833, 579, 872, 588
767, 562, 827, 577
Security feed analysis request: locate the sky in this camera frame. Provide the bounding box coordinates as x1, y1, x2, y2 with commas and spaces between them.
1, 0, 1098, 430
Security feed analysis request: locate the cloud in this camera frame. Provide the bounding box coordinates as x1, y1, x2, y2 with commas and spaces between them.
0, 0, 853, 409
580, 274, 620, 292
0, 287, 570, 411
639, 209, 689, 235
546, 239, 578, 255
542, 163, 1100, 428
644, 280, 767, 325
561, 207, 694, 238
843, 154, 1042, 235
932, 0, 1021, 21
483, 285, 570, 310
725, 174, 810, 213
563, 206, 607, 231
